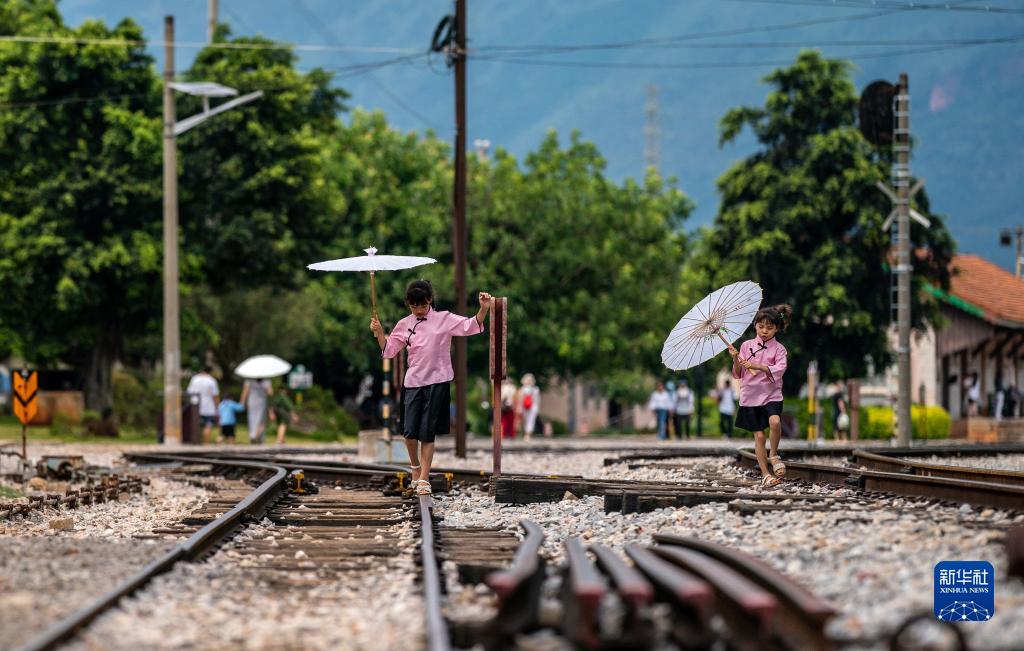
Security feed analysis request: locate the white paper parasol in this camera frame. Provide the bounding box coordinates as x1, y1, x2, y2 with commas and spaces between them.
307, 247, 436, 317
235, 355, 292, 379
661, 281, 763, 371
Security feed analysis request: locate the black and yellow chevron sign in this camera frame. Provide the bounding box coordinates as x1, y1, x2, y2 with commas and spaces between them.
12, 370, 38, 426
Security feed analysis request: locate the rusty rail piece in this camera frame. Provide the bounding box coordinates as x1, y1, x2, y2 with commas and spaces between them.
736, 449, 1024, 511
651, 546, 776, 651
1, 475, 147, 520
1008, 525, 1024, 580
561, 537, 607, 650
624, 544, 714, 647
131, 449, 490, 489
419, 495, 451, 651
655, 534, 836, 651
590, 544, 655, 649
17, 455, 287, 651
482, 520, 546, 649
853, 449, 1024, 487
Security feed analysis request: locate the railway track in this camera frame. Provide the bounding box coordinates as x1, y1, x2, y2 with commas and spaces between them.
734, 448, 1024, 511
14, 454, 453, 651
451, 517, 839, 650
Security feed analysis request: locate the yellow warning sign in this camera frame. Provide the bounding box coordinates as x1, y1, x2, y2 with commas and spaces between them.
12, 370, 38, 426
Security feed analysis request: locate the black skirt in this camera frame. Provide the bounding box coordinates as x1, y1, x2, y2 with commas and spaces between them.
734, 400, 784, 432
402, 382, 451, 443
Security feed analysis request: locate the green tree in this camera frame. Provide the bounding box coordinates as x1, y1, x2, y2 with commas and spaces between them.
469, 131, 693, 398
690, 51, 954, 390
304, 110, 452, 392
178, 27, 349, 291
0, 1, 162, 409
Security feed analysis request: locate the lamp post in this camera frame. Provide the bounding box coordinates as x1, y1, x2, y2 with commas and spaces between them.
1000, 226, 1023, 279
161, 15, 263, 445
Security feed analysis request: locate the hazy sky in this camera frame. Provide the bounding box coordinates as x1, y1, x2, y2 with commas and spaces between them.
59, 0, 1024, 272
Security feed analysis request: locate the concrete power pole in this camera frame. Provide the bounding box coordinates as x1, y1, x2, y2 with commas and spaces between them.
644, 84, 660, 172
453, 0, 468, 458
162, 16, 181, 445
877, 73, 928, 446
1001, 226, 1024, 278
208, 0, 218, 43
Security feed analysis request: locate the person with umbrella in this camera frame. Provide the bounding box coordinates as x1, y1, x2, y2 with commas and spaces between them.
728, 304, 792, 488
371, 280, 492, 495
236, 355, 292, 445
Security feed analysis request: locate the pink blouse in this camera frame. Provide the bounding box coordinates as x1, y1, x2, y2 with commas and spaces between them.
732, 336, 788, 406
382, 309, 485, 388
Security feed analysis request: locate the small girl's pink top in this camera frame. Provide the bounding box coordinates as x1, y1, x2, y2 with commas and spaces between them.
382, 309, 485, 388
732, 335, 788, 406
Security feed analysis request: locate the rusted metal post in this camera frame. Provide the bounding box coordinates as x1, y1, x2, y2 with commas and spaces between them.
490, 298, 507, 476
848, 379, 860, 441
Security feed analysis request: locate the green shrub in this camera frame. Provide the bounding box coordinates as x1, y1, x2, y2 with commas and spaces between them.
49, 412, 75, 438
294, 385, 359, 440
548, 418, 569, 436
912, 404, 952, 439
113, 370, 162, 431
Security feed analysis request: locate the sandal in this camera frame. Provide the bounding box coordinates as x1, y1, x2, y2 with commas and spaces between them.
769, 455, 786, 477
761, 475, 782, 489
408, 465, 421, 487
416, 479, 432, 495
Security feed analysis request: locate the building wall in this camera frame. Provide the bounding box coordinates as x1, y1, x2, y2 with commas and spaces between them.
539, 378, 650, 433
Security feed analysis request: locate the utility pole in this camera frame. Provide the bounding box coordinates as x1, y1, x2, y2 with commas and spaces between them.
208, 0, 218, 43
1000, 226, 1023, 278
894, 73, 912, 446
644, 84, 660, 172
452, 0, 468, 458
163, 15, 181, 445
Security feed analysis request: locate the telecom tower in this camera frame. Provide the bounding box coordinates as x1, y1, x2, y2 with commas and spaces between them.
645, 84, 660, 173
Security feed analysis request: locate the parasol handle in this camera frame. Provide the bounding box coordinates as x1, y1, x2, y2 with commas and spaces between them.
370, 271, 378, 320
717, 330, 757, 376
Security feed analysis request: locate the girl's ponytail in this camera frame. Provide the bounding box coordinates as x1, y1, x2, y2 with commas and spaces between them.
774, 304, 793, 332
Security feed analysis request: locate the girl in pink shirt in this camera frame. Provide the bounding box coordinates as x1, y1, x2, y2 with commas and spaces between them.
729, 304, 792, 488
370, 280, 492, 495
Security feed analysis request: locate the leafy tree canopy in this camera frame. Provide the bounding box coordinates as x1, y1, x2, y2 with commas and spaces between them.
689, 51, 954, 389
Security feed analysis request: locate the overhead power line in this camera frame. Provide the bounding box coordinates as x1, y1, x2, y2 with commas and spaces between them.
288, 0, 439, 131
472, 35, 1024, 70
0, 33, 418, 54
725, 0, 1024, 14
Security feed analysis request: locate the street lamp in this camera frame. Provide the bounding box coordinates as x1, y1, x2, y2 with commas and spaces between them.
1000, 226, 1023, 279
162, 15, 263, 445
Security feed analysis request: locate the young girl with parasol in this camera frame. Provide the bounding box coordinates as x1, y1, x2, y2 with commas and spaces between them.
370, 280, 492, 495
727, 304, 792, 488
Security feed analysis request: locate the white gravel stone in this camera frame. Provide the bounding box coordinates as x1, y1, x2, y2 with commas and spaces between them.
433, 453, 1024, 650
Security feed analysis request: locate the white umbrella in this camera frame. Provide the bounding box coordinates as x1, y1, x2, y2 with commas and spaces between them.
662, 280, 763, 371
235, 355, 292, 379
307, 246, 436, 317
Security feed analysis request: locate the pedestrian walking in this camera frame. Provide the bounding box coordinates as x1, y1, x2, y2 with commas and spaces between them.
965, 372, 980, 417
217, 393, 245, 444
673, 379, 694, 439
647, 382, 674, 441
241, 378, 272, 444
729, 304, 792, 488
270, 387, 297, 445
832, 389, 850, 441
519, 373, 540, 441
500, 378, 518, 440
717, 381, 736, 439
372, 280, 491, 495
186, 365, 220, 444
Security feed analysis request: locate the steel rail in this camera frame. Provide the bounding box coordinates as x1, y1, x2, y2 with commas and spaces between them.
853, 449, 1024, 486
418, 495, 451, 651
655, 534, 835, 651
736, 449, 1024, 510
16, 455, 287, 651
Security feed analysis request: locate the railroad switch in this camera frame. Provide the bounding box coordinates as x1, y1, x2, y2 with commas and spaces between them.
287, 469, 318, 495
